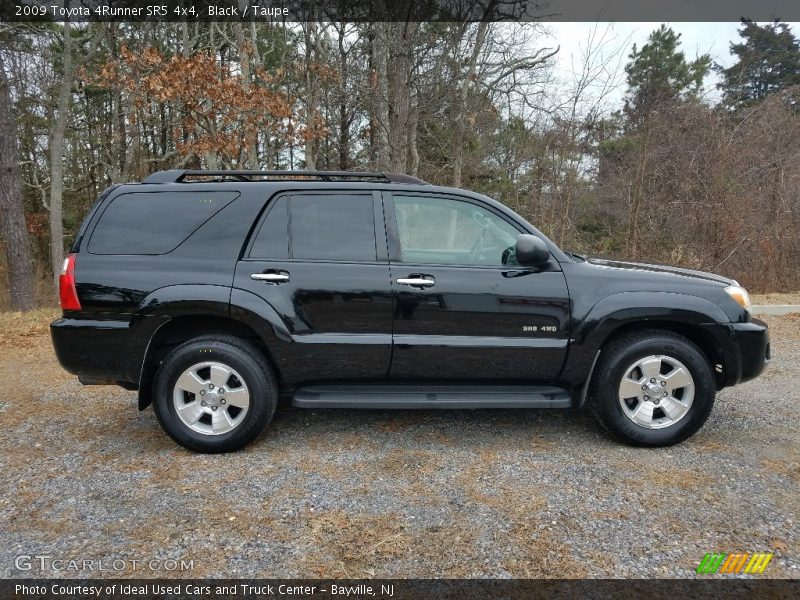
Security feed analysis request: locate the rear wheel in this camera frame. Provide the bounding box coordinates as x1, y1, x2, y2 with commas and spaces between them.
153, 336, 276, 453
590, 330, 715, 446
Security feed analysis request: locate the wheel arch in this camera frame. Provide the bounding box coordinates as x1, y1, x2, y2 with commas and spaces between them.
569, 292, 730, 407
137, 312, 284, 411
599, 320, 724, 383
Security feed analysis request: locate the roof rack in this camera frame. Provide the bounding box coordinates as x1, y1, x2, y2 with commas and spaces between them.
143, 169, 428, 185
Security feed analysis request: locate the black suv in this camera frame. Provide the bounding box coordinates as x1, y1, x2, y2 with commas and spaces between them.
51, 170, 769, 452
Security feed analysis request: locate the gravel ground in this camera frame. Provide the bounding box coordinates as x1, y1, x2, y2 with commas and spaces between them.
1, 310, 798, 579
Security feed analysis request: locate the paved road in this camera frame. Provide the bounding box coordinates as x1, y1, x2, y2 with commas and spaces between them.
1, 313, 798, 579
752, 305, 800, 316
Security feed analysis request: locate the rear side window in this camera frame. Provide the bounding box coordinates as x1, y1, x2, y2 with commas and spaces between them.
88, 191, 238, 255
249, 193, 377, 262
291, 194, 376, 261
249, 197, 289, 259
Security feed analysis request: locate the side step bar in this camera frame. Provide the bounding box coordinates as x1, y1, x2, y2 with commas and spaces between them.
292, 385, 572, 409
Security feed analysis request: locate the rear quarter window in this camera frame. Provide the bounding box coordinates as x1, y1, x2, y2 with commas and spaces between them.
88, 191, 239, 255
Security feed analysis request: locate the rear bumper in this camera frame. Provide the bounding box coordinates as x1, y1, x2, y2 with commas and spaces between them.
702, 318, 770, 388
50, 316, 157, 385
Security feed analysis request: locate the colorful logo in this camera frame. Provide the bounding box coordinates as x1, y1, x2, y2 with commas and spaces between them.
696, 552, 773, 574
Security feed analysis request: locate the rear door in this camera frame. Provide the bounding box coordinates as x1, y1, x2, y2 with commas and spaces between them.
385, 191, 571, 381
233, 190, 393, 381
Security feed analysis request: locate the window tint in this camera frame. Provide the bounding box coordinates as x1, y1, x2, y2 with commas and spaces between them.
393, 195, 520, 266
88, 191, 238, 255
289, 194, 377, 261
249, 197, 289, 259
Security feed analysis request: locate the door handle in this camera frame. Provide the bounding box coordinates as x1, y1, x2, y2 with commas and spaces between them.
396, 276, 435, 288
251, 272, 290, 283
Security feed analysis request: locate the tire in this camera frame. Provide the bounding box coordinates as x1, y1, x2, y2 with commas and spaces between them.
589, 330, 715, 447
152, 335, 277, 453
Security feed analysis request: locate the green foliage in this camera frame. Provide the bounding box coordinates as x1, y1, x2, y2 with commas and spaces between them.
718, 20, 800, 110
624, 25, 711, 123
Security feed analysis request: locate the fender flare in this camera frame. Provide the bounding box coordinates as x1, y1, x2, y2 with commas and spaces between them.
134, 285, 290, 409
563, 291, 729, 397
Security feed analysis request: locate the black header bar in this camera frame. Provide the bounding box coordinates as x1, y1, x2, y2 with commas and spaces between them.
2, 0, 800, 22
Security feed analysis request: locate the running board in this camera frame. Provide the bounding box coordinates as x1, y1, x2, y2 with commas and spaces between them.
292, 385, 572, 409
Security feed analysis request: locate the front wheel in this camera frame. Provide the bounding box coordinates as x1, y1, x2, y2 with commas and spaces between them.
590, 330, 716, 446
152, 336, 277, 453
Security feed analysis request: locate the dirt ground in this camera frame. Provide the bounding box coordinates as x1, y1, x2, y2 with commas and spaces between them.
1, 309, 798, 579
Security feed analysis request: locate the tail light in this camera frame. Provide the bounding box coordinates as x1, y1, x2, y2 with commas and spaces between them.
59, 253, 81, 311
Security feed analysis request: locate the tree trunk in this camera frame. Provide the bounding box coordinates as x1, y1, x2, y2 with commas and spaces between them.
337, 25, 349, 171
373, 25, 390, 170
626, 117, 651, 258
385, 22, 417, 173
452, 22, 488, 188
408, 100, 419, 177
234, 22, 258, 169
48, 21, 73, 292
303, 23, 320, 170
0, 53, 36, 311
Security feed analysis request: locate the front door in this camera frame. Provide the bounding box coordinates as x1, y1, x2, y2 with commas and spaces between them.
385, 192, 571, 381
234, 190, 392, 383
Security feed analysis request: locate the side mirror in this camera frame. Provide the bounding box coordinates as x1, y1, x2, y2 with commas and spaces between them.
515, 234, 550, 267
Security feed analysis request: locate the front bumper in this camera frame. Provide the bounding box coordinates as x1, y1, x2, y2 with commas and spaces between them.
702, 318, 770, 388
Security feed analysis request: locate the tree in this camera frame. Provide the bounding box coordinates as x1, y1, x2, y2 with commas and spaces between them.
718, 20, 800, 110
621, 25, 710, 256
0, 50, 36, 311
48, 21, 73, 292
624, 25, 710, 125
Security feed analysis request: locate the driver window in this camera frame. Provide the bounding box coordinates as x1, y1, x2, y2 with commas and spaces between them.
393, 195, 520, 266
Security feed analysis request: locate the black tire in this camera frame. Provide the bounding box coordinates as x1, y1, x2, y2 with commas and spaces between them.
152, 335, 277, 453
589, 330, 715, 447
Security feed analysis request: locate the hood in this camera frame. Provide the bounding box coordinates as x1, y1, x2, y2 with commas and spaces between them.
587, 257, 735, 286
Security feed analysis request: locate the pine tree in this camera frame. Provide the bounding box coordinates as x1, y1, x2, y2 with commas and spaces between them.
718, 20, 800, 110
624, 25, 711, 126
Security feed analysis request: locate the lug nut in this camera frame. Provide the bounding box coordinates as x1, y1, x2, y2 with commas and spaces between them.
642, 385, 648, 390
650, 378, 656, 383
208, 384, 215, 390
199, 390, 206, 396
220, 399, 226, 405
201, 400, 207, 406
661, 381, 666, 387
211, 405, 218, 411
643, 395, 649, 400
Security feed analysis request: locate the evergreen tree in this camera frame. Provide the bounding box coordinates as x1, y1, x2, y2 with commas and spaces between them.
718, 20, 800, 110
624, 25, 711, 126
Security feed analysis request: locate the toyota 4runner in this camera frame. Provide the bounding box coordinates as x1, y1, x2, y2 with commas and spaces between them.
50, 170, 770, 452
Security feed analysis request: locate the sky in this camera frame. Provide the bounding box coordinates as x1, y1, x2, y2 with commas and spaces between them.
544, 21, 799, 107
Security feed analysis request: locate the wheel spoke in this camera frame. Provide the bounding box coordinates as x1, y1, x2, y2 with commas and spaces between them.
639, 356, 662, 380
175, 370, 206, 395
660, 396, 687, 421
224, 387, 250, 409
664, 366, 692, 390
177, 400, 205, 425
209, 363, 231, 388
630, 401, 654, 426
212, 409, 234, 433
619, 377, 643, 399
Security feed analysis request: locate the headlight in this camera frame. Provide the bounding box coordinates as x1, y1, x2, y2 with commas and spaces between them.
724, 285, 751, 310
